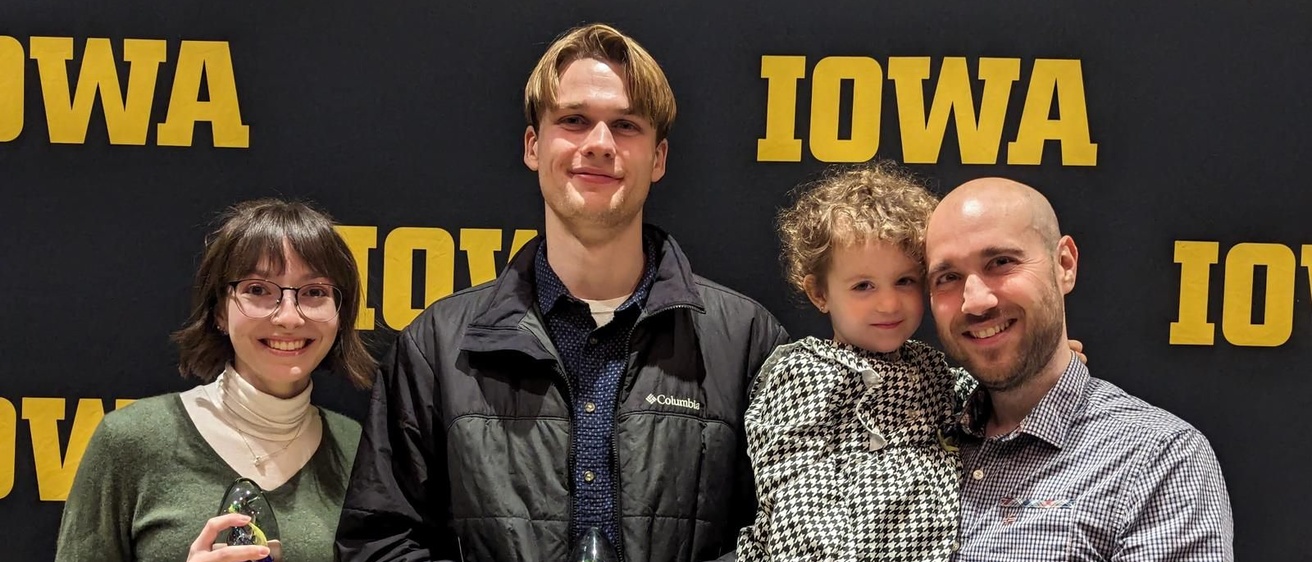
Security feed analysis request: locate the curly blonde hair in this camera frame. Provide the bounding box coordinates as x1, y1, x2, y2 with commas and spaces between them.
778, 161, 939, 295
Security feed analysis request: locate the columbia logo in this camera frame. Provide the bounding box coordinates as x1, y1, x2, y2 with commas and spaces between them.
645, 393, 702, 411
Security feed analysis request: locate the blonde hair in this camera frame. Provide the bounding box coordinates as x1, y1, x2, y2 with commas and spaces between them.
523, 23, 677, 141
778, 161, 939, 294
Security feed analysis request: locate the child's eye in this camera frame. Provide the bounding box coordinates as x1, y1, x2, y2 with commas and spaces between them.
851, 281, 874, 291
896, 276, 921, 287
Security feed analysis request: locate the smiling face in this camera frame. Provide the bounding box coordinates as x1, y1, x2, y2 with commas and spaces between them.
925, 184, 1077, 391
807, 240, 924, 354
523, 57, 668, 233
218, 241, 339, 398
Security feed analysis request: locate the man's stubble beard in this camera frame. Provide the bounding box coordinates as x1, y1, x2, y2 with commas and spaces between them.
939, 275, 1066, 392
552, 188, 646, 233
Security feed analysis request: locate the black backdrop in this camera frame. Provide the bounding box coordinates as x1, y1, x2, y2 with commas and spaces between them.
2, 1, 1307, 560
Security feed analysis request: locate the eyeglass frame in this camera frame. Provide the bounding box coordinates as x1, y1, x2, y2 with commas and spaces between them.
225, 279, 344, 323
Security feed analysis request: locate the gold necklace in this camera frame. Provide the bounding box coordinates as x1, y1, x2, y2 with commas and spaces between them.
204, 386, 309, 467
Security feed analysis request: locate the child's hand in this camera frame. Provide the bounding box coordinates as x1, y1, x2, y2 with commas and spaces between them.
1069, 339, 1087, 365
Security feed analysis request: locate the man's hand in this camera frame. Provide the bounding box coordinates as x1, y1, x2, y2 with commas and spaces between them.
1069, 339, 1087, 365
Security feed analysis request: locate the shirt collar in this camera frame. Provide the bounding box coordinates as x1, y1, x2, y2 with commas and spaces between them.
958, 352, 1089, 448
533, 233, 658, 318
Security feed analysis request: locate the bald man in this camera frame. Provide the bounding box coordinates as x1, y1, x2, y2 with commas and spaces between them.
925, 178, 1233, 561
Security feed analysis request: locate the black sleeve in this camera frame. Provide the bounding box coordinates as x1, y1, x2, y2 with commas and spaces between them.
714, 310, 790, 562
336, 329, 460, 562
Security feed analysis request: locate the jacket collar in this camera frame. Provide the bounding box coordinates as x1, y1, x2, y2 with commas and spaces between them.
533, 231, 658, 319
460, 224, 705, 359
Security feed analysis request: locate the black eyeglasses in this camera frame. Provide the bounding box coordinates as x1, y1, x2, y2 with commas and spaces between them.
227, 279, 343, 323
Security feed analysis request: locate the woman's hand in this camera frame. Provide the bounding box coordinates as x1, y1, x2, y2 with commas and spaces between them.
186, 513, 271, 562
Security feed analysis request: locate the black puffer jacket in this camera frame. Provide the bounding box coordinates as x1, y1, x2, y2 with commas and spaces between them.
337, 228, 789, 562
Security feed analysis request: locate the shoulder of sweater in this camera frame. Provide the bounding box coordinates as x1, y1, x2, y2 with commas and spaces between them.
316, 406, 361, 436
80, 393, 188, 466
315, 406, 362, 460
99, 393, 185, 435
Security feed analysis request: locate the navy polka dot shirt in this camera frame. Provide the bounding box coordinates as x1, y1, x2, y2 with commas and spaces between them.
534, 236, 658, 552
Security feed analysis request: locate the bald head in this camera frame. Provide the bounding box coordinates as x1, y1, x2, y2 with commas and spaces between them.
932, 177, 1061, 251
925, 176, 1079, 398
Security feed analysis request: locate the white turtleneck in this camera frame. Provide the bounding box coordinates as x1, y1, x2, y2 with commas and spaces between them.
180, 365, 323, 490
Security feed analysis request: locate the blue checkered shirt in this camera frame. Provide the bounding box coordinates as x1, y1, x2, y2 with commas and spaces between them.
951, 356, 1234, 561
534, 238, 657, 553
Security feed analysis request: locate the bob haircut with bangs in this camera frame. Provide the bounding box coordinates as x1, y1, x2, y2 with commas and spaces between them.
171, 198, 374, 388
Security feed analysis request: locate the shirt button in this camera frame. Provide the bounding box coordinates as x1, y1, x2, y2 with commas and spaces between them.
860, 368, 882, 388
868, 432, 888, 451
950, 540, 960, 552
971, 469, 985, 480
584, 402, 596, 413
583, 470, 596, 482
588, 336, 598, 345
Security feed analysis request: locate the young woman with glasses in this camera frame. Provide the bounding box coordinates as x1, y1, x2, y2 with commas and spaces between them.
55, 199, 375, 562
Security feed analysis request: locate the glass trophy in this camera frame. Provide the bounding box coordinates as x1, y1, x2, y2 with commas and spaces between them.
213, 478, 281, 562
569, 527, 618, 562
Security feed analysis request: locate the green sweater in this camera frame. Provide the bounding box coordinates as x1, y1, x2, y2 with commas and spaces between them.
54, 393, 361, 562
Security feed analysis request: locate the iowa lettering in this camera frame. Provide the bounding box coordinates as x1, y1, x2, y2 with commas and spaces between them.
758, 55, 1097, 166
0, 36, 249, 148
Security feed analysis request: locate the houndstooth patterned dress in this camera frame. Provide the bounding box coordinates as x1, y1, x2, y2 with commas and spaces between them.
737, 337, 974, 562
